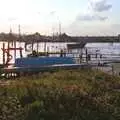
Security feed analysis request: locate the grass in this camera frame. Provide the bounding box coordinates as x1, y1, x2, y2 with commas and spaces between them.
0, 69, 120, 120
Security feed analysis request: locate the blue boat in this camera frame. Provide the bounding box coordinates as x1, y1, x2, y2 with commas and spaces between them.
15, 57, 75, 67
0, 56, 90, 78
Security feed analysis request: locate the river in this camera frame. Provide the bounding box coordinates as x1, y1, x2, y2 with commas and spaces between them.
0, 42, 120, 64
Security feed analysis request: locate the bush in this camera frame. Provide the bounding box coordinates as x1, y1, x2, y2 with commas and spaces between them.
0, 69, 120, 120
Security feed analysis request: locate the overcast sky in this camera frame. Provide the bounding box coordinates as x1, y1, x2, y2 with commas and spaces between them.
0, 0, 119, 36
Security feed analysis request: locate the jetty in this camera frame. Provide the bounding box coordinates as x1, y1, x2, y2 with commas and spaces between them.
0, 38, 120, 79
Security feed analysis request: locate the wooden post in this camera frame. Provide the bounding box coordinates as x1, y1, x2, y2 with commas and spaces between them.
37, 41, 39, 53
32, 41, 34, 52
25, 43, 27, 51
86, 48, 88, 63
81, 49, 83, 63
14, 41, 16, 61
7, 42, 10, 65
3, 43, 5, 65
20, 48, 23, 58
44, 42, 46, 53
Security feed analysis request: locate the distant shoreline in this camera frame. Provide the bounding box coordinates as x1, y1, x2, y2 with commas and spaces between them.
0, 33, 120, 43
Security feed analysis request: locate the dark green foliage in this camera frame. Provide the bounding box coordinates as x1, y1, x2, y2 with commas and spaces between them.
0, 96, 24, 120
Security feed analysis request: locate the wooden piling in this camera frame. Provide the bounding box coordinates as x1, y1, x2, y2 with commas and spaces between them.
3, 43, 5, 65
20, 48, 23, 58
7, 42, 10, 64
14, 41, 16, 61
32, 41, 34, 52
86, 48, 88, 63
37, 42, 39, 53
44, 42, 46, 53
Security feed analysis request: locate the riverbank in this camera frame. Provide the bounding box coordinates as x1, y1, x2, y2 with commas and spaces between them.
0, 32, 119, 43
0, 69, 120, 120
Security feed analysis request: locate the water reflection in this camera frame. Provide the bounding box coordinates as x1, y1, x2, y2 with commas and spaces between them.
1, 42, 120, 64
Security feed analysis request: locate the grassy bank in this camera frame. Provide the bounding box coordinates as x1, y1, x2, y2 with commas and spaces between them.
0, 69, 120, 120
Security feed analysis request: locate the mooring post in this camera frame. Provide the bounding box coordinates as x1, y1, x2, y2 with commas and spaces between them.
86, 48, 88, 63
78, 49, 81, 63
44, 42, 46, 53
7, 42, 10, 65
14, 41, 16, 61
25, 42, 27, 51
3, 43, 5, 65
37, 41, 39, 53
20, 48, 23, 58
32, 41, 34, 52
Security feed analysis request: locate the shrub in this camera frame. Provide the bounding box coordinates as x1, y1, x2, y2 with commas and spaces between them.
0, 69, 120, 120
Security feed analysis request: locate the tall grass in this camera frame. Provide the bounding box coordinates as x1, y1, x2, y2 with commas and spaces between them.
0, 69, 120, 120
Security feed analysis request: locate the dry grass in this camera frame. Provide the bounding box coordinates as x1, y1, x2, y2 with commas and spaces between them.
0, 69, 120, 120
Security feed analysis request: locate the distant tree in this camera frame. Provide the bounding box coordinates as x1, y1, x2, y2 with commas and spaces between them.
34, 32, 41, 36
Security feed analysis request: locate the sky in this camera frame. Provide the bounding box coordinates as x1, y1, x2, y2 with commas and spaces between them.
0, 0, 119, 36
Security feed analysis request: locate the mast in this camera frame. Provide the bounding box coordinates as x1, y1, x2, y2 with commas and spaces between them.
58, 19, 61, 41
59, 21, 61, 36
18, 24, 21, 39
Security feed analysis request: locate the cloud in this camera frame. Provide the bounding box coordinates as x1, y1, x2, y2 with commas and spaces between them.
66, 0, 113, 36
74, 0, 112, 22
90, 0, 112, 12
76, 14, 108, 21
